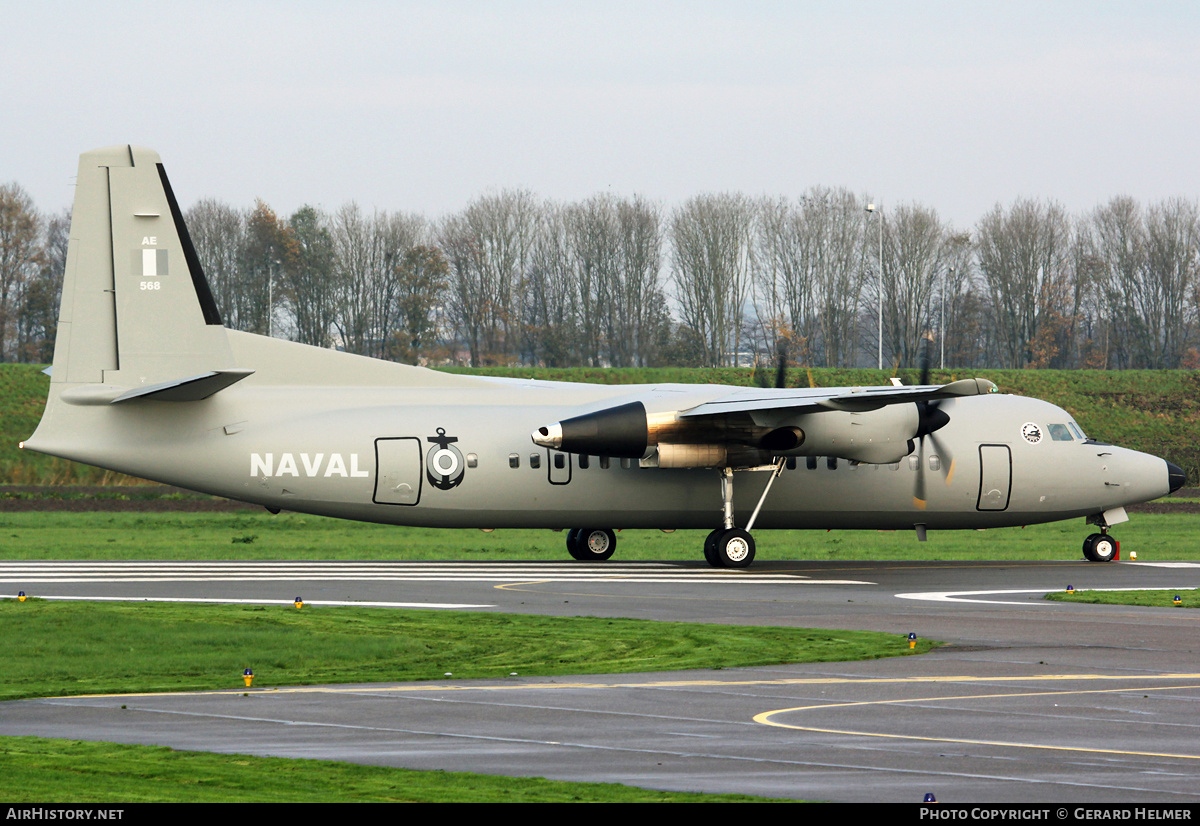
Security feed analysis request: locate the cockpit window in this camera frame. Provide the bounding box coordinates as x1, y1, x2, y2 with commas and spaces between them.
1068, 421, 1086, 440
1047, 423, 1073, 441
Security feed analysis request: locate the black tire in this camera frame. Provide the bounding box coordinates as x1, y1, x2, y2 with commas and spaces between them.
703, 528, 724, 567
1081, 533, 1098, 562
571, 528, 616, 561
1083, 532, 1118, 562
714, 528, 756, 569
565, 529, 584, 560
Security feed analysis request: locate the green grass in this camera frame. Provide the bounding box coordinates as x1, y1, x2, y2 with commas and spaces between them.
1, 509, 1196, 561
0, 599, 933, 702
0, 737, 791, 802
1045, 588, 1199, 608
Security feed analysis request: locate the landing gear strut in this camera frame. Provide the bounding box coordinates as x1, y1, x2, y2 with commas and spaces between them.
703, 460, 785, 569
566, 528, 616, 561
1082, 531, 1118, 563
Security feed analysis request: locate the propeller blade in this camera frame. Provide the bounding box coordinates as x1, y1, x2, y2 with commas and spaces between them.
918, 330, 934, 387
775, 344, 788, 389
929, 430, 955, 485
913, 441, 928, 511
751, 359, 768, 388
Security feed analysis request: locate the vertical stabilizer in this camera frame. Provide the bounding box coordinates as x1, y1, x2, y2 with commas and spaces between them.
49, 145, 232, 390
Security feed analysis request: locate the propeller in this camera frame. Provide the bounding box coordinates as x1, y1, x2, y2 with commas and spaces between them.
912, 332, 955, 510
752, 343, 789, 389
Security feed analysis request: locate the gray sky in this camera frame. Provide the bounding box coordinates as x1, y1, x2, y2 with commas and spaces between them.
4, 1, 1198, 229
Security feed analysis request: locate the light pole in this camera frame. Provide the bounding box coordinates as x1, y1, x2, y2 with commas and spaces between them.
941, 266, 952, 370
865, 202, 883, 370
267, 258, 281, 338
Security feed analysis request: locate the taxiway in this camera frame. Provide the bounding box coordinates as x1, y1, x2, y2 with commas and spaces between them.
3, 558, 1200, 802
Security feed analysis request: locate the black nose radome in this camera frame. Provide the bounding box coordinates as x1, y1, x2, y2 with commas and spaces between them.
1167, 461, 1187, 494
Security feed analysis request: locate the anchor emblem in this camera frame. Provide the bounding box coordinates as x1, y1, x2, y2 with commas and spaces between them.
426, 428, 465, 490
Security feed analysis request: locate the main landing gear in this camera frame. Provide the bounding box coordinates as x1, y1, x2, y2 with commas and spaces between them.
566, 528, 616, 561
703, 460, 786, 569
1082, 531, 1118, 562
564, 459, 784, 568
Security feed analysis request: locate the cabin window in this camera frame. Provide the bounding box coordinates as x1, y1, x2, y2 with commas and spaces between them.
553, 453, 566, 469
806, 456, 817, 470
909, 456, 920, 471
530, 453, 541, 469
620, 458, 632, 469
785, 456, 796, 470
579, 455, 590, 469
1048, 423, 1074, 441
467, 453, 478, 468
928, 455, 941, 472
826, 457, 838, 470
600, 456, 611, 469
509, 453, 520, 469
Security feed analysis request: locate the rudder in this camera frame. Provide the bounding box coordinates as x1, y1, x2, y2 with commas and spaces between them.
49, 145, 233, 390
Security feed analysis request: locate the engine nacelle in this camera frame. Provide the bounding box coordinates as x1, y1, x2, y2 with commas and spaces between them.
771, 404, 920, 464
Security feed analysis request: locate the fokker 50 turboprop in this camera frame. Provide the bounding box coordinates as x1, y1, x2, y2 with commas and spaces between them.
23, 146, 1186, 567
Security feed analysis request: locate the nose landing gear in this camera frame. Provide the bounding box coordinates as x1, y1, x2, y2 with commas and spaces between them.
1082, 532, 1118, 562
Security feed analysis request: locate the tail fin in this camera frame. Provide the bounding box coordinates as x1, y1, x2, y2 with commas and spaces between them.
49, 145, 233, 389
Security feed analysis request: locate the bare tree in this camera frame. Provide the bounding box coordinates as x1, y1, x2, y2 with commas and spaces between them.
522, 202, 580, 366
390, 244, 449, 362
239, 200, 292, 336
880, 202, 946, 368
16, 208, 69, 363
282, 205, 336, 348
440, 190, 539, 366
671, 193, 755, 367
1140, 198, 1198, 367
186, 199, 245, 328
612, 195, 667, 367
975, 199, 1073, 368
0, 183, 43, 361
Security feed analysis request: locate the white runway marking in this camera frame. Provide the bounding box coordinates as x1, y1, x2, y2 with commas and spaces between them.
0, 594, 488, 609
0, 561, 873, 585
897, 586, 1199, 605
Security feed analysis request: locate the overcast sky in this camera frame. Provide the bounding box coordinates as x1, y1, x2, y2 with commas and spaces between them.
4, 1, 1198, 229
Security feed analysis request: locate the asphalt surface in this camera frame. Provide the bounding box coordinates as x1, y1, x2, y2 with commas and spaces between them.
3, 557, 1200, 802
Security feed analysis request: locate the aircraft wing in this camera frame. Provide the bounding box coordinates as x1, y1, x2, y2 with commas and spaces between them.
532, 377, 998, 466
677, 378, 998, 417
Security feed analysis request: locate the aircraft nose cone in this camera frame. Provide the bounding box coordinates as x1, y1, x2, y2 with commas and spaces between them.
1166, 460, 1187, 493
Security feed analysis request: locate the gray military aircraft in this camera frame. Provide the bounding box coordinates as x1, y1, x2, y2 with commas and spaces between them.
22, 146, 1186, 568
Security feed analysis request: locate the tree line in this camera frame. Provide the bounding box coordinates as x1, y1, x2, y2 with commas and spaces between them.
2, 179, 1198, 370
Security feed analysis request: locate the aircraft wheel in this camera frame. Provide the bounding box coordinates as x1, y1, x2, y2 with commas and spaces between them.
703, 528, 724, 567
565, 529, 583, 559
1083, 533, 1117, 563
713, 528, 756, 569
569, 528, 616, 561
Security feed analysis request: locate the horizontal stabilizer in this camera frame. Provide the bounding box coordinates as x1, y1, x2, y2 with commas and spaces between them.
111, 369, 255, 403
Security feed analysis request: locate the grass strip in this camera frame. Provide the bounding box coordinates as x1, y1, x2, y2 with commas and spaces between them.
1045, 588, 1199, 608
0, 600, 932, 701
3, 510, 1199, 561
0, 736, 790, 803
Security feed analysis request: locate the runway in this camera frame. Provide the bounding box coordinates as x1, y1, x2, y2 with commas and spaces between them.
3, 558, 1200, 802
